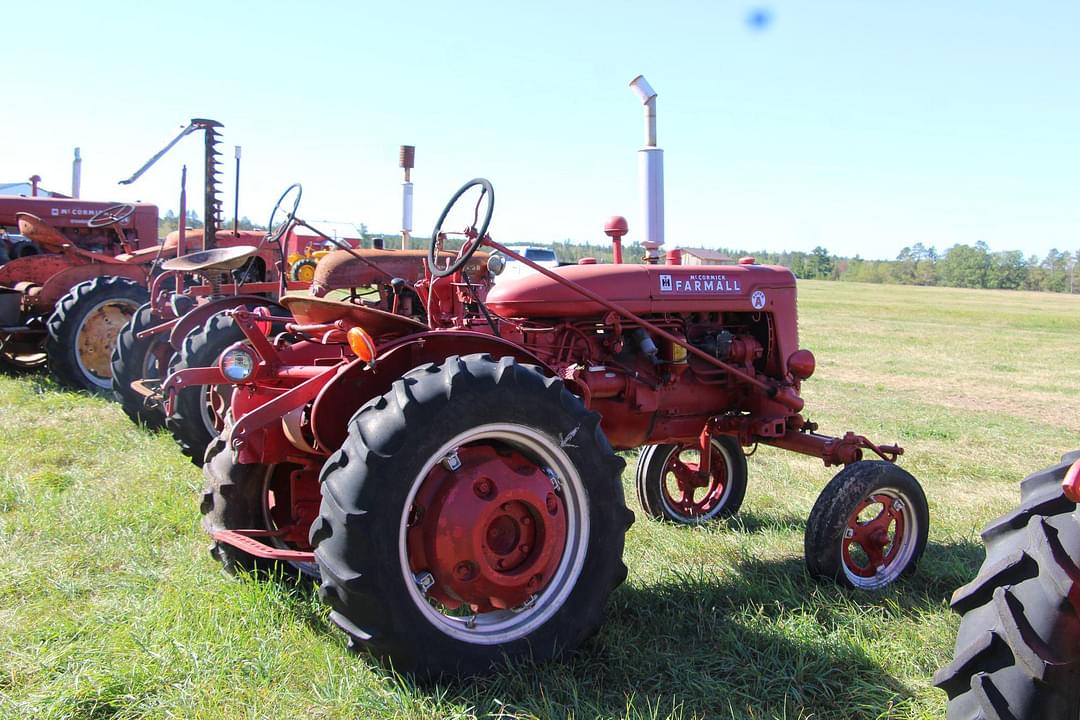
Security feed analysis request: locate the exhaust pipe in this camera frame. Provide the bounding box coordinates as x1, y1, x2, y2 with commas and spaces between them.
400, 145, 415, 250
630, 75, 664, 259
72, 148, 82, 198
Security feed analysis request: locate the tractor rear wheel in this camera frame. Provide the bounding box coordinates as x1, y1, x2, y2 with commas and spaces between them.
934, 451, 1080, 719
289, 257, 318, 283
201, 431, 319, 578
110, 303, 172, 430
166, 313, 244, 467
804, 461, 929, 590
46, 276, 148, 394
309, 354, 633, 677
635, 436, 747, 524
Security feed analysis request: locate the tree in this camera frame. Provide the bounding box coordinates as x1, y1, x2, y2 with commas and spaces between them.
939, 243, 990, 288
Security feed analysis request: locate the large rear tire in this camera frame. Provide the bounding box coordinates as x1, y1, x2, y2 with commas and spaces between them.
165, 313, 244, 467
110, 303, 171, 430
46, 276, 148, 393
934, 451, 1080, 719
309, 354, 633, 678
201, 431, 319, 578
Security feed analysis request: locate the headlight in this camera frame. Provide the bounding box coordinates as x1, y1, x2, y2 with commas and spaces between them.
219, 344, 257, 382
487, 253, 506, 275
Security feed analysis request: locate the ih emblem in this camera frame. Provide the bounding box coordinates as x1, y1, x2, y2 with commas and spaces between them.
659, 274, 673, 292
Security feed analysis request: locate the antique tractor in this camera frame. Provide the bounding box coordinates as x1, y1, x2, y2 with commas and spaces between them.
164, 168, 929, 676
935, 451, 1080, 719
117, 182, 435, 466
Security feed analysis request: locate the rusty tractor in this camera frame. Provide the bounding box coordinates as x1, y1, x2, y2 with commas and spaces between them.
114, 182, 431, 467
934, 451, 1080, 719
163, 165, 929, 677
0, 195, 161, 372
0, 119, 274, 394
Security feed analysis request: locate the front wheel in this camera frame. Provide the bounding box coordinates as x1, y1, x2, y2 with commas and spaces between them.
934, 451, 1080, 719
309, 354, 634, 677
804, 461, 929, 590
635, 436, 747, 524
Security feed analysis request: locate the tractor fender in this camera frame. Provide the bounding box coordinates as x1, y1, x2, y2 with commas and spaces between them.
167, 294, 288, 349
0, 253, 80, 293
36, 264, 149, 315
310, 330, 552, 453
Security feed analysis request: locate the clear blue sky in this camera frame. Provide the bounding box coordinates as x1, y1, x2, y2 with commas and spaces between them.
4, 1, 1077, 261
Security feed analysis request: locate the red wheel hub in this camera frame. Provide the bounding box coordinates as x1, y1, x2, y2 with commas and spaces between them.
842, 493, 905, 578
663, 444, 728, 517
406, 444, 567, 612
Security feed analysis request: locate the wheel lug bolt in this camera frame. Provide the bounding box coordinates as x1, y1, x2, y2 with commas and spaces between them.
519, 544, 530, 554
501, 503, 511, 512
520, 515, 531, 525
496, 559, 506, 569
454, 561, 476, 581
474, 479, 493, 498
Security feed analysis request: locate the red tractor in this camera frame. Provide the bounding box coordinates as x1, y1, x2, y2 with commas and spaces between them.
115, 183, 436, 466
0, 119, 278, 394
0, 196, 161, 372
935, 451, 1080, 718
163, 172, 929, 677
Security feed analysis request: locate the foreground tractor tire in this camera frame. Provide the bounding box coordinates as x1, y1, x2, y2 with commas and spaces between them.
166, 313, 244, 467
46, 276, 148, 393
635, 436, 747, 524
934, 451, 1080, 719
201, 432, 319, 578
310, 354, 634, 678
804, 461, 929, 590
110, 303, 171, 430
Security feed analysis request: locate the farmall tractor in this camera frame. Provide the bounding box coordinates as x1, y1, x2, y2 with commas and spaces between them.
0, 119, 277, 394
935, 451, 1080, 719
162, 77, 930, 678
115, 147, 430, 466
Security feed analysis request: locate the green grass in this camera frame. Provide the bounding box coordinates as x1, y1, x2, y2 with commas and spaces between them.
2, 280, 1079, 719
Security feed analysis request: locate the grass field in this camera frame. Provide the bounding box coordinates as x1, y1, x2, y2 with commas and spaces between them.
1, 280, 1079, 719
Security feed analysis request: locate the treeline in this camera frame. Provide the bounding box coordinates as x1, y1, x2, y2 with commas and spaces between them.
717, 242, 1080, 294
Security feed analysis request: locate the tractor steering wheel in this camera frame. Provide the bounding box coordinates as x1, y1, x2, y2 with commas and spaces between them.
266, 183, 302, 247
428, 178, 494, 278
87, 203, 136, 228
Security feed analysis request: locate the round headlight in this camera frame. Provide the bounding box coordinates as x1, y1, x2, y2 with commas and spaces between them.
487, 253, 506, 276
220, 345, 256, 382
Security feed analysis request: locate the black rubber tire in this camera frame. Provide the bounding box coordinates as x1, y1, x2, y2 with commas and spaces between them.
309, 353, 634, 678
46, 276, 148, 394
165, 313, 244, 467
200, 431, 317, 578
110, 303, 170, 430
635, 436, 747, 524
289, 257, 318, 283
934, 451, 1080, 719
804, 461, 929, 590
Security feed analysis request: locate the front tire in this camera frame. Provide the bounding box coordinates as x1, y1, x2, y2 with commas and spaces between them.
46, 276, 148, 393
309, 354, 633, 677
934, 451, 1080, 719
804, 461, 929, 590
635, 436, 747, 524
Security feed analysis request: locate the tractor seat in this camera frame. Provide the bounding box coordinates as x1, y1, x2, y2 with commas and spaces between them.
15, 213, 70, 254
161, 245, 258, 273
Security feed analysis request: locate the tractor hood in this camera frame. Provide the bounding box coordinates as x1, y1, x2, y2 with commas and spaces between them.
485, 263, 796, 318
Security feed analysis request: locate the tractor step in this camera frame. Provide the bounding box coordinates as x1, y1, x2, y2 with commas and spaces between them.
212, 529, 316, 563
